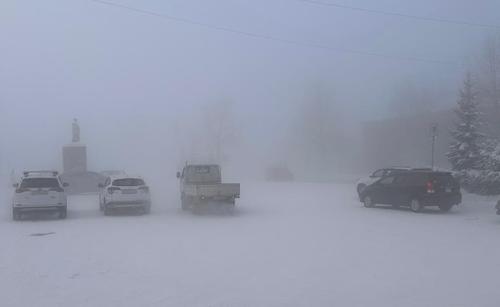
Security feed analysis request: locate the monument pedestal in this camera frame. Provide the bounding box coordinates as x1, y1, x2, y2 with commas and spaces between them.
62, 143, 87, 173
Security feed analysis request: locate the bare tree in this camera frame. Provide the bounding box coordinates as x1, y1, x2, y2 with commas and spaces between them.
389, 79, 440, 117
291, 82, 346, 178
199, 99, 238, 164
478, 33, 500, 109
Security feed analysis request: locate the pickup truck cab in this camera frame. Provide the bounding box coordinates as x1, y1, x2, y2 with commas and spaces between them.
177, 164, 240, 212
12, 171, 69, 220
98, 175, 151, 215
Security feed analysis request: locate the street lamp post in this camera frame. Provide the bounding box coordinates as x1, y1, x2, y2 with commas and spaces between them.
431, 123, 439, 170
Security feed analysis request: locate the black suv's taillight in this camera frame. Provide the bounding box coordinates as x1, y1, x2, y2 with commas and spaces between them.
15, 188, 28, 193
138, 186, 149, 193
426, 181, 435, 193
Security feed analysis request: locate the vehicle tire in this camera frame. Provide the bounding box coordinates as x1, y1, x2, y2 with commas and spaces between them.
99, 198, 104, 211
363, 196, 375, 208
439, 203, 453, 212
226, 204, 235, 215
181, 196, 190, 211
103, 204, 111, 216
143, 204, 151, 215
59, 207, 67, 219
12, 209, 21, 221
410, 199, 423, 213
357, 184, 366, 195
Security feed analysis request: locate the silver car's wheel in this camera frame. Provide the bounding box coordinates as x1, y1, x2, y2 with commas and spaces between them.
363, 196, 374, 208
410, 199, 422, 213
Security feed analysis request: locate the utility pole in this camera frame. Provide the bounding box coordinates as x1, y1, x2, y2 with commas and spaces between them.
430, 123, 439, 170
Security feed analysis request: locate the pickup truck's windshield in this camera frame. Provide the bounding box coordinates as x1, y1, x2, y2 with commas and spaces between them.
20, 178, 60, 188
185, 166, 221, 184
112, 178, 145, 186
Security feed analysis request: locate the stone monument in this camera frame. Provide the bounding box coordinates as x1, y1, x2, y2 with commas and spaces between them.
63, 119, 87, 173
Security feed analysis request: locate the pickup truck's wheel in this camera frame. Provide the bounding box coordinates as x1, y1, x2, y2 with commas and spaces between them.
12, 209, 21, 221
181, 195, 190, 211
143, 204, 151, 214
410, 199, 423, 213
59, 207, 67, 219
439, 203, 453, 212
357, 184, 366, 195
363, 196, 374, 208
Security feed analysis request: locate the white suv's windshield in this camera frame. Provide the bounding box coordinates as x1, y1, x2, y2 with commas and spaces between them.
112, 178, 145, 186
20, 178, 60, 189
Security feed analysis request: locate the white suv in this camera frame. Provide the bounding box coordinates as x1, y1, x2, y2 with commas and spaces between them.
98, 176, 151, 215
12, 171, 68, 220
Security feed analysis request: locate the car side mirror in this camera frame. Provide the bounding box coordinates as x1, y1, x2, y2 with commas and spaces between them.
12, 183, 18, 188
176, 172, 181, 179
98, 183, 104, 188
63, 183, 69, 187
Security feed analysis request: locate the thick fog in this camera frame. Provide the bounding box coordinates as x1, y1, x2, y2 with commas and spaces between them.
1, 0, 499, 180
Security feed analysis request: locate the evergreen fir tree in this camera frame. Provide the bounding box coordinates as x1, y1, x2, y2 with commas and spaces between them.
447, 72, 482, 170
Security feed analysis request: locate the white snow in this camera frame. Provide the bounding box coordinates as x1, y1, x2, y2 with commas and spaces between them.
1, 182, 500, 307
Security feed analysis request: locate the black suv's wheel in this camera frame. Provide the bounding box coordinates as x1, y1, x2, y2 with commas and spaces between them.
143, 204, 151, 214
357, 184, 366, 195
59, 207, 67, 219
439, 203, 453, 212
363, 196, 375, 208
410, 199, 423, 213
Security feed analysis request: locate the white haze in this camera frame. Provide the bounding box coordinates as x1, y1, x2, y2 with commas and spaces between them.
1, 0, 499, 179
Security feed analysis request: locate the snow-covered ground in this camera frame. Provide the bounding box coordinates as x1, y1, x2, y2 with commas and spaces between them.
1, 182, 500, 307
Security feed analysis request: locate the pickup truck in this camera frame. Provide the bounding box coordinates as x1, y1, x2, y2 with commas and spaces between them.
177, 164, 240, 212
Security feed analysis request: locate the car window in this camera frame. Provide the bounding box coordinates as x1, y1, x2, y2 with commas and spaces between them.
405, 173, 428, 186
112, 178, 145, 186
184, 166, 221, 184
20, 178, 60, 188
379, 176, 395, 185
372, 170, 385, 177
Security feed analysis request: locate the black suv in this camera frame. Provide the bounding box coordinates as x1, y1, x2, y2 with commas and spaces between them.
358, 170, 461, 212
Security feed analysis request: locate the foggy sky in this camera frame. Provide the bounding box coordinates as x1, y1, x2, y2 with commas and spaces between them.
1, 0, 499, 176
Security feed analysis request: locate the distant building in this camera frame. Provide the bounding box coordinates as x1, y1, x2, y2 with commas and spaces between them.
362, 107, 500, 170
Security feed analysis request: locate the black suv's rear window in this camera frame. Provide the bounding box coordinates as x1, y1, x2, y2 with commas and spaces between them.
112, 178, 145, 186
396, 173, 428, 186
431, 173, 456, 185
20, 178, 60, 188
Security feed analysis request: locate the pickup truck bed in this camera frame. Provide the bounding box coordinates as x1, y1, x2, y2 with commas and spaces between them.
183, 183, 240, 200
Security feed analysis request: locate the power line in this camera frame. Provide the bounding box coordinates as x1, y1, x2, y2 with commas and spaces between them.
296, 0, 500, 30
89, 0, 458, 67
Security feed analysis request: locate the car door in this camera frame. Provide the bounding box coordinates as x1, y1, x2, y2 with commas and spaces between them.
371, 176, 396, 204
391, 174, 411, 205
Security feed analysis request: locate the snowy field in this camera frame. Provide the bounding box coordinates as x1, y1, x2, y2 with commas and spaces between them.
1, 182, 500, 307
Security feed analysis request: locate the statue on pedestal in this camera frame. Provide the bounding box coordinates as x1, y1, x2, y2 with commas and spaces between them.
72, 118, 80, 143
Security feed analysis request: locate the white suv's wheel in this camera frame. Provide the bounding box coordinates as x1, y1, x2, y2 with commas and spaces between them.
410, 199, 423, 213
363, 196, 374, 208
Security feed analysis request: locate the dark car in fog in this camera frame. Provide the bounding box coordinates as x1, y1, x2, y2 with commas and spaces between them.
359, 170, 461, 212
